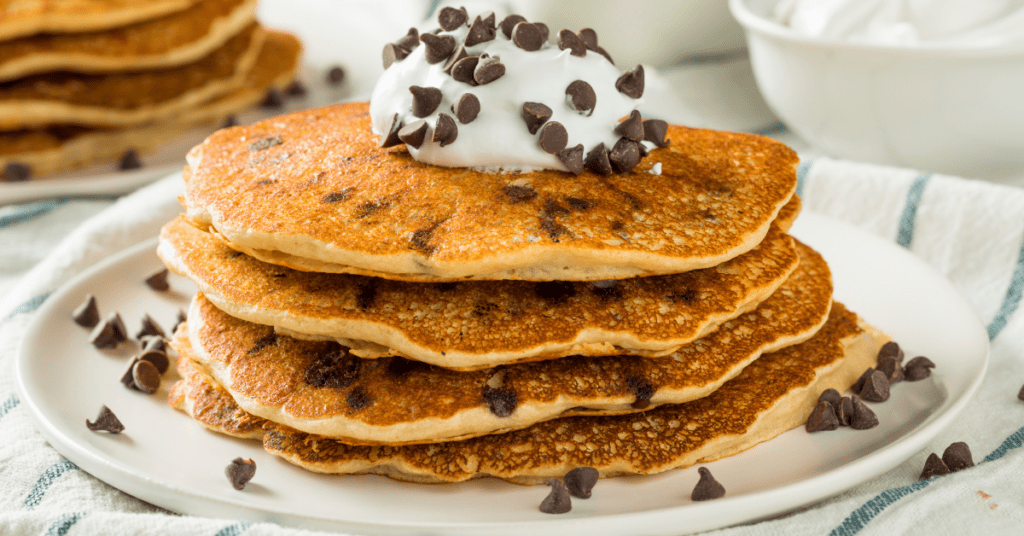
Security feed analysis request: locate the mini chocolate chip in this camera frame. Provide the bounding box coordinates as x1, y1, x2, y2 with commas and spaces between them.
395, 27, 419, 52
118, 149, 142, 171
110, 313, 127, 342
540, 478, 572, 514
420, 33, 456, 64
595, 46, 614, 64
521, 102, 552, 134
535, 281, 576, 303
535, 22, 550, 42
442, 46, 469, 74
145, 269, 170, 291
139, 349, 169, 374
638, 144, 649, 158
852, 367, 874, 394
942, 442, 974, 472
433, 113, 458, 147
322, 190, 353, 203
919, 453, 950, 480
578, 28, 599, 50
451, 56, 480, 85
904, 356, 935, 381
643, 119, 670, 148
286, 80, 307, 97
500, 14, 526, 38
566, 196, 595, 211
512, 21, 544, 51
480, 11, 497, 29
626, 376, 655, 409
858, 370, 891, 402
564, 467, 599, 498
3, 161, 31, 181
806, 400, 840, 432
691, 467, 726, 501
132, 359, 161, 394
398, 120, 429, 149
327, 65, 345, 85
837, 396, 854, 426
473, 54, 505, 85
538, 122, 568, 154
121, 358, 139, 389
465, 15, 496, 46
221, 115, 238, 128
1018, 384, 1024, 402
483, 385, 517, 417
141, 335, 166, 353
584, 143, 613, 175
452, 93, 480, 124
305, 348, 361, 388
615, 65, 645, 98
878, 341, 904, 364
249, 136, 283, 152
609, 138, 641, 173
504, 184, 537, 203
817, 388, 841, 408
382, 43, 408, 69
347, 385, 371, 410
614, 110, 644, 141
379, 113, 403, 148
877, 355, 904, 384
558, 29, 586, 56
849, 395, 878, 429
135, 313, 165, 340
72, 295, 99, 328
86, 405, 123, 433
438, 6, 469, 31
226, 457, 256, 490
247, 332, 278, 354
90, 312, 126, 349
410, 86, 442, 118
564, 80, 596, 116
261, 87, 285, 108
558, 144, 584, 175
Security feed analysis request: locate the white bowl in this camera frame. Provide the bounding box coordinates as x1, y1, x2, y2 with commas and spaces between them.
730, 0, 1024, 180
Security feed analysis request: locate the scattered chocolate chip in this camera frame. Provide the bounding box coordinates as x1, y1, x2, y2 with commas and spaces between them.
285, 79, 307, 97
139, 349, 169, 375
247, 332, 278, 354
609, 137, 641, 173
564, 80, 596, 116
72, 295, 99, 328
117, 149, 142, 171
504, 184, 537, 203
1018, 384, 1024, 402
512, 22, 544, 51
584, 143, 613, 175
395, 27, 420, 52
451, 55, 480, 85
558, 144, 584, 175
521, 102, 552, 134
849, 395, 878, 429
877, 355, 904, 384
578, 28, 599, 50
420, 33, 456, 64
442, 46, 469, 74
141, 335, 166, 353
482, 385, 517, 417
564, 467, 598, 499
410, 86, 442, 118
904, 356, 935, 382
558, 29, 586, 57
260, 87, 285, 108
86, 405, 123, 433
120, 358, 139, 389
2, 161, 31, 182
135, 313, 165, 340
433, 113, 458, 147
614, 110, 644, 141
221, 115, 238, 129
852, 367, 874, 393
249, 135, 283, 152
806, 400, 840, 432
90, 312, 127, 349
452, 93, 480, 124
305, 348, 361, 388
858, 369, 891, 402
398, 120, 429, 149
347, 385, 371, 410
878, 341, 904, 364
500, 14, 526, 38
132, 359, 161, 394
595, 46, 614, 64
473, 54, 505, 85
538, 122, 568, 154
226, 457, 256, 490
438, 6, 469, 30
942, 442, 974, 472
615, 65, 645, 99
540, 478, 572, 514
535, 281, 576, 303
837, 396, 854, 426
145, 269, 170, 291
817, 388, 841, 408
379, 113, 403, 148
382, 43, 408, 69
919, 453, 950, 480
480, 11, 497, 29
465, 14, 496, 46
626, 376, 655, 409
643, 119, 670, 148
691, 467, 726, 501
534, 22, 550, 42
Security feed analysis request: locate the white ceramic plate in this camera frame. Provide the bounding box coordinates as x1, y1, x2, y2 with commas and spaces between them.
16, 212, 988, 535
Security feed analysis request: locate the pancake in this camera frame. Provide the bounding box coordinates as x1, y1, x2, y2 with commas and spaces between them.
171, 302, 888, 483
0, 0, 201, 42
0, 0, 257, 82
175, 238, 831, 445
159, 218, 799, 369
182, 102, 798, 281
0, 30, 301, 180
0, 22, 263, 129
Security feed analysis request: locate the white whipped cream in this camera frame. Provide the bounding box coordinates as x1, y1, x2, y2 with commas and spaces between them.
773, 0, 1024, 46
370, 21, 645, 172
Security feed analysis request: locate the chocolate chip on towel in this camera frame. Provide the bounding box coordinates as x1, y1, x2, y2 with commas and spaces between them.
538, 122, 568, 154
72, 295, 99, 328
117, 149, 142, 171
226, 457, 257, 490
452, 93, 480, 124
145, 269, 170, 291
438, 6, 469, 31
904, 356, 936, 381
942, 442, 974, 472
132, 359, 161, 394
521, 102, 552, 134
565, 80, 596, 116
805, 400, 840, 432
919, 453, 951, 480
849, 395, 878, 430
615, 65, 645, 99
564, 467, 599, 499
135, 313, 165, 340
86, 405, 124, 433
397, 120, 428, 149
3, 161, 31, 182
691, 467, 726, 501
539, 478, 572, 514
857, 370, 891, 402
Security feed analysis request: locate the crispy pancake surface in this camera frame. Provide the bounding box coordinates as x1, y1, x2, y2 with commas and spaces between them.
182, 102, 798, 281
160, 218, 798, 369
0, 0, 201, 41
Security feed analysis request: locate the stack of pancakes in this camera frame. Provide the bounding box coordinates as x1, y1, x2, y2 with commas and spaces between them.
0, 0, 302, 181
160, 102, 890, 484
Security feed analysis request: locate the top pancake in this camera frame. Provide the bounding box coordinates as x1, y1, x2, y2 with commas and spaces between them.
0, 0, 201, 42
183, 102, 798, 281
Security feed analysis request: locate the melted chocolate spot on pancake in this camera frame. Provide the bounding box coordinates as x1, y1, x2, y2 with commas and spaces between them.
322, 188, 353, 203
535, 281, 576, 303
347, 386, 371, 410
539, 215, 569, 241
590, 284, 622, 302
249, 136, 283, 152
542, 199, 569, 217
482, 386, 517, 417
503, 185, 537, 203
355, 282, 378, 310
626, 376, 656, 409
305, 347, 361, 388
247, 332, 278, 354
387, 356, 431, 376
436, 282, 458, 292
410, 226, 436, 254
565, 197, 595, 211
356, 200, 391, 218
255, 179, 275, 186
665, 289, 697, 304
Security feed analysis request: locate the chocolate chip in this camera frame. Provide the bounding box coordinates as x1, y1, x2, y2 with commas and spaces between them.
145, 268, 170, 291
564, 467, 598, 499
852, 367, 874, 393
90, 312, 126, 349
398, 120, 429, 149
534, 22, 550, 42
817, 388, 841, 408
72, 295, 99, 328
347, 385, 371, 410
120, 358, 139, 389
584, 143, 612, 175
286, 80, 307, 97
326, 65, 345, 85
442, 46, 469, 74
904, 356, 935, 381
564, 80, 596, 116
504, 184, 537, 203
638, 144, 649, 158
134, 313, 164, 340
247, 332, 278, 354
512, 22, 544, 51
805, 400, 840, 432
451, 55, 480, 85
305, 348, 360, 388
595, 46, 614, 64
117, 149, 142, 171
473, 54, 505, 85
221, 115, 238, 129
614, 110, 644, 141
538, 122, 568, 154
919, 453, 950, 480
2, 161, 31, 182
942, 442, 974, 472
410, 86, 442, 118
500, 14, 526, 38
132, 359, 161, 394
249, 136, 283, 152
465, 15, 496, 46
1018, 383, 1024, 402
643, 119, 670, 148
86, 405, 123, 433
379, 113, 403, 148
260, 87, 285, 108
452, 93, 480, 124
540, 478, 572, 514
877, 355, 904, 384
382, 43, 408, 69
558, 29, 586, 56
609, 138, 641, 173
691, 467, 726, 501
357, 282, 377, 308
141, 335, 166, 353
558, 144, 584, 175
578, 28, 599, 50
139, 349, 169, 375
480, 11, 496, 29
482, 385, 517, 417
395, 27, 420, 52
878, 341, 904, 364
226, 457, 256, 490
626, 376, 655, 409
615, 65, 645, 98
420, 33, 456, 64
837, 396, 854, 426
521, 102, 552, 134
535, 281, 575, 304
433, 113, 458, 147
438, 6, 469, 31
858, 370, 891, 402
173, 308, 186, 332
849, 395, 878, 429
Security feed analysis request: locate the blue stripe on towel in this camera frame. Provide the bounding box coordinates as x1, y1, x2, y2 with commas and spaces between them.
796, 161, 813, 198
0, 200, 67, 229
44, 512, 86, 536
986, 231, 1024, 340
895, 174, 931, 248
0, 394, 19, 421
828, 479, 935, 536
23, 461, 80, 509
983, 424, 1024, 464
3, 291, 52, 321
214, 521, 252, 536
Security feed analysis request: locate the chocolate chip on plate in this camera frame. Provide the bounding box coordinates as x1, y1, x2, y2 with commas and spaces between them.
852, 367, 875, 393
397, 120, 428, 149
451, 93, 480, 124
90, 313, 125, 349
226, 457, 257, 490
117, 149, 142, 171
858, 370, 891, 402
420, 33, 456, 64
140, 334, 166, 353
615, 65, 645, 99
877, 355, 904, 384
538, 122, 568, 154
121, 358, 139, 389
609, 137, 641, 173
145, 268, 170, 291
817, 388, 841, 408
614, 110, 644, 141
942, 442, 974, 472
2, 161, 31, 182
135, 313, 165, 340
72, 295, 100, 328
86, 405, 124, 433
691, 467, 726, 501
410, 85, 442, 118
643, 119, 670, 148
473, 54, 505, 85
919, 453, 950, 480
432, 113, 458, 147
379, 113, 403, 148
438, 6, 469, 31
565, 80, 596, 116
878, 341, 904, 363
499, 14, 526, 39
849, 395, 878, 430
132, 359, 162, 394
512, 21, 544, 51
837, 395, 855, 426
139, 349, 170, 375
521, 102, 552, 134
286, 79, 307, 97
904, 356, 936, 381
557, 29, 586, 57
564, 467, 599, 499
260, 87, 285, 108
539, 478, 572, 514
805, 400, 840, 432
558, 144, 584, 176
584, 143, 612, 176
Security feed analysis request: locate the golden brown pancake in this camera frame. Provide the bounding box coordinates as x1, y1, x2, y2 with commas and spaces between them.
182, 102, 798, 281
0, 22, 263, 129
159, 218, 799, 369
171, 302, 889, 483
175, 239, 831, 445
0, 0, 257, 82
0, 29, 301, 180
0, 0, 202, 42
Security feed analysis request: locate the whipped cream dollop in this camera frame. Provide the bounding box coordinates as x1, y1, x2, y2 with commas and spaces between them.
369, 10, 664, 173
774, 0, 1024, 46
